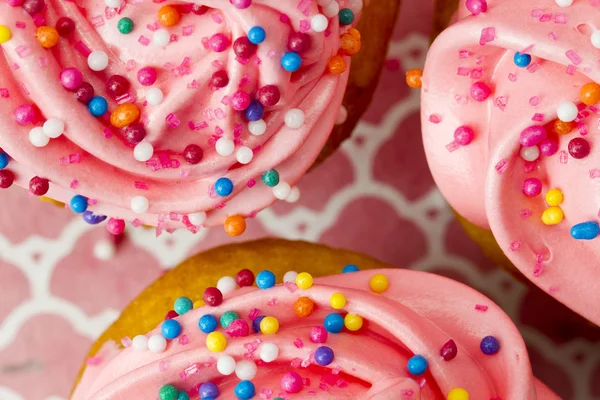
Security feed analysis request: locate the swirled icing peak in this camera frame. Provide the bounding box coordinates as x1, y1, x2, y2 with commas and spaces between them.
420, 0, 600, 325
72, 268, 558, 399
0, 0, 364, 235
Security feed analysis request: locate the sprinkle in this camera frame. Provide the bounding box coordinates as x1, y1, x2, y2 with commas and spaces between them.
532, 113, 544, 122
527, 62, 540, 73
121, 336, 132, 347
138, 35, 150, 46
15, 45, 31, 58
479, 27, 495, 45
91, 15, 104, 27
493, 96, 507, 111
445, 141, 460, 152
0, 88, 8, 98
293, 338, 304, 348
457, 67, 470, 76
529, 96, 540, 106
509, 241, 521, 251
475, 304, 489, 312
508, 73, 517, 82
554, 13, 567, 24
495, 159, 508, 174
159, 360, 170, 371
165, 113, 181, 128
429, 114, 441, 124
539, 13, 552, 22
520, 208, 532, 219
566, 50, 581, 65
470, 68, 483, 79
559, 150, 568, 164
566, 65, 577, 75
86, 356, 103, 365
578, 123, 588, 135
459, 49, 470, 59
15, 21, 26, 29
533, 263, 544, 277
74, 41, 92, 56
590, 169, 600, 178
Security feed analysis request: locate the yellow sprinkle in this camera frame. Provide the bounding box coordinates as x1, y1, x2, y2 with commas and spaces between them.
541, 206, 564, 225
0, 26, 11, 44
344, 313, 363, 331
329, 293, 347, 309
295, 272, 314, 290
545, 189, 564, 207
40, 196, 65, 208
260, 316, 279, 334
447, 388, 469, 400
193, 300, 204, 309
369, 273, 389, 293
206, 331, 227, 352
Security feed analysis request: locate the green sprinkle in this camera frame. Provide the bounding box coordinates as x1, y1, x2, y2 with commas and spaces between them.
158, 384, 178, 400
220, 311, 240, 329
338, 8, 355, 26
261, 169, 280, 187
117, 17, 134, 34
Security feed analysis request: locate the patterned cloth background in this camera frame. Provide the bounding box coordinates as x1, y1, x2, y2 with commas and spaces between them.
1, 1, 599, 399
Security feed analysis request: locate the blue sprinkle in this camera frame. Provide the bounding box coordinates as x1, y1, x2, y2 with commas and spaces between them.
324, 313, 344, 333
234, 380, 255, 400
256, 270, 276, 289
199, 381, 219, 399
407, 355, 428, 376
252, 316, 265, 333
161, 319, 182, 339
88, 96, 108, 116
199, 314, 218, 333
82, 211, 107, 225
480, 335, 500, 355
215, 177, 234, 197
248, 26, 266, 44
177, 392, 190, 400
70, 195, 88, 214
513, 52, 532, 68
342, 264, 359, 273
245, 100, 264, 121
0, 152, 9, 169
570, 221, 600, 240
314, 346, 334, 366
281, 52, 302, 72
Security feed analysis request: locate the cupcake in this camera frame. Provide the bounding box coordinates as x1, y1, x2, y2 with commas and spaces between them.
418, 0, 600, 325
72, 239, 558, 399
0, 0, 399, 236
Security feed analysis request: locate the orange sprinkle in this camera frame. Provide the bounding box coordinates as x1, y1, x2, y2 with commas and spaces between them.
158, 5, 181, 27
328, 55, 346, 75
110, 103, 140, 128
552, 119, 576, 135
580, 82, 600, 106
340, 33, 361, 56
405, 69, 423, 89
293, 296, 315, 318
347, 28, 361, 41
36, 26, 59, 49
224, 215, 246, 236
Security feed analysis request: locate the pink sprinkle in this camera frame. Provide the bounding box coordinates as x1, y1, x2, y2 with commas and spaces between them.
527, 62, 540, 73
559, 150, 568, 164
187, 79, 199, 89
457, 67, 470, 76
103, 128, 113, 138
156, 225, 163, 237
401, 389, 415, 399
267, 49, 276, 58
214, 125, 223, 135
299, 19, 311, 33
182, 25, 194, 36
203, 357, 216, 368
86, 356, 103, 365
32, 14, 45, 27
280, 13, 290, 23
578, 122, 588, 136
554, 13, 567, 24
211, 12, 223, 23
178, 334, 189, 345
239, 74, 250, 87
15, 21, 26, 29
126, 59, 136, 71
159, 360, 170, 371
520, 208, 532, 219
70, 153, 81, 163
539, 13, 552, 22
532, 113, 544, 122
459, 49, 470, 59
318, 383, 328, 391
294, 338, 304, 348
116, 93, 136, 105
146, 21, 158, 31
523, 161, 536, 173
169, 212, 180, 221
221, 95, 230, 105
15, 45, 31, 58
566, 65, 577, 75
37, 57, 48, 67
475, 304, 489, 312
549, 286, 559, 294
88, 199, 98, 206
291, 358, 302, 368
533, 263, 544, 278
70, 179, 79, 189
446, 141, 460, 153
74, 41, 92, 56
529, 96, 540, 106
181, 363, 200, 381
118, 336, 132, 348
166, 113, 181, 128
493, 96, 507, 111
91, 15, 104, 27
284, 281, 298, 293
428, 114, 441, 124
454, 95, 468, 105
132, 219, 142, 227
531, 8, 543, 18
11, 63, 19, 71
566, 50, 582, 65
268, 297, 277, 306
247, 178, 256, 188
0, 88, 9, 98
248, 308, 260, 320
470, 68, 483, 79
495, 159, 508, 174
509, 241, 521, 251
297, 0, 311, 12
590, 169, 600, 178
138, 35, 150, 46
301, 352, 313, 368
479, 27, 496, 45
549, 32, 558, 41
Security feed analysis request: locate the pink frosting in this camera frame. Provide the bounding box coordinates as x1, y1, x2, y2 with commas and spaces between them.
421, 0, 600, 325
0, 0, 363, 230
72, 269, 558, 399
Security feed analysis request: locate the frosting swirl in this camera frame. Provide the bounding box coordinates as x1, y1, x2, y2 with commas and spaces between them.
421, 0, 600, 325
72, 269, 558, 399
0, 0, 363, 231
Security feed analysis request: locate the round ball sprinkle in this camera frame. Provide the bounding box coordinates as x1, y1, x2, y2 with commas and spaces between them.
259, 342, 279, 362
158, 384, 178, 400
217, 355, 236, 375
118, 17, 134, 34
329, 293, 346, 309
314, 345, 334, 366
256, 270, 276, 289
261, 169, 280, 187
217, 276, 237, 294
203, 287, 223, 307
174, 296, 193, 315
344, 313, 363, 331
234, 380, 255, 400
480, 335, 500, 355
259, 316, 279, 334
294, 296, 315, 317
148, 334, 167, 352
235, 360, 258, 380
370, 273, 389, 293
198, 314, 218, 333
161, 319, 182, 339
324, 313, 344, 333
206, 331, 227, 352
220, 311, 239, 329
407, 355, 428, 375
296, 272, 314, 289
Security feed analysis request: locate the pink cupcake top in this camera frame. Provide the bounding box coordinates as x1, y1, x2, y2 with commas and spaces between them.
421, 0, 600, 325
72, 269, 558, 399
0, 0, 363, 234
